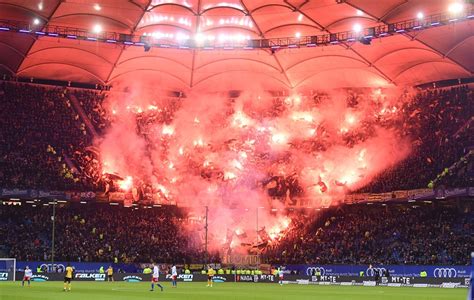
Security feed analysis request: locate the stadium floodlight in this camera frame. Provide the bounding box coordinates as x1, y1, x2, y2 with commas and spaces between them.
33, 18, 40, 25
417, 12, 424, 19
94, 3, 101, 11
353, 23, 362, 33
0, 258, 16, 281
92, 24, 102, 34
295, 32, 301, 38
448, 2, 464, 14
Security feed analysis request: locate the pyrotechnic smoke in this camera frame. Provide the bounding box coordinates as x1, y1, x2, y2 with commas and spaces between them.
95, 84, 411, 253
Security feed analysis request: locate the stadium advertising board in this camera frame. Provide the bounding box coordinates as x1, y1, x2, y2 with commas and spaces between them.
286, 264, 471, 278
16, 262, 470, 279
1, 188, 29, 197
212, 276, 228, 283
16, 261, 136, 273
235, 274, 277, 283
8, 272, 469, 288
68, 191, 96, 201
165, 274, 194, 282
74, 273, 106, 281
31, 274, 49, 282
236, 275, 257, 282
123, 275, 143, 282
282, 275, 469, 288
0, 272, 9, 281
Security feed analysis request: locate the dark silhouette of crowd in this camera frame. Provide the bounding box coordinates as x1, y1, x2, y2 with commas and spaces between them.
0, 203, 218, 263
1, 200, 471, 266
73, 89, 110, 133
0, 82, 92, 190
358, 86, 473, 192
261, 200, 473, 265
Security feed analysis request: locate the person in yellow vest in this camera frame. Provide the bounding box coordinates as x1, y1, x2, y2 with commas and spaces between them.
218, 268, 224, 275
143, 266, 152, 274
107, 266, 114, 282
63, 263, 73, 292
99, 266, 104, 274
207, 266, 216, 287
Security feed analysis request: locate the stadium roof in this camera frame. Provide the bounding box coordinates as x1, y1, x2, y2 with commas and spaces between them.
0, 0, 473, 91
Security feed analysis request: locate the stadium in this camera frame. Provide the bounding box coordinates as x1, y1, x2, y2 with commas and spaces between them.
0, 0, 473, 299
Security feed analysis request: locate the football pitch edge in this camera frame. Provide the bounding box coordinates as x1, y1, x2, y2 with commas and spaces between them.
0, 281, 466, 300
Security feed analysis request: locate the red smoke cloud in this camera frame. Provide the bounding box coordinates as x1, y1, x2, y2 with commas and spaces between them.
95, 86, 411, 252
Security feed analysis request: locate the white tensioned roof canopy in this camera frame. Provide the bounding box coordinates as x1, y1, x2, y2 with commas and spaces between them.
0, 0, 473, 92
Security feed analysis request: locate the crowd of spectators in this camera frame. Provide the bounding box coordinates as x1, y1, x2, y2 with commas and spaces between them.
2, 81, 473, 197
0, 81, 472, 195
1, 200, 471, 265
0, 82, 92, 190
0, 203, 218, 263
262, 200, 473, 265
358, 86, 474, 192
73, 89, 110, 133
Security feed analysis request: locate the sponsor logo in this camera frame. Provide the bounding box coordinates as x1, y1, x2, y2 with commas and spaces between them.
75, 273, 106, 281
306, 267, 325, 276
165, 274, 193, 282
31, 275, 49, 282
390, 276, 411, 284
366, 267, 386, 277
0, 273, 8, 281
433, 268, 457, 278
296, 279, 309, 285
40, 263, 65, 273
441, 282, 459, 288
310, 275, 337, 283
237, 275, 256, 282
123, 276, 142, 282
213, 276, 227, 283
259, 275, 274, 282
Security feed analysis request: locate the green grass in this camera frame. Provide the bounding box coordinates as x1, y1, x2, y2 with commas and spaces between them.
0, 281, 467, 300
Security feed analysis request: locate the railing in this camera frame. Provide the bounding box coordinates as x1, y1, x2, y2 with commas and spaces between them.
0, 8, 473, 50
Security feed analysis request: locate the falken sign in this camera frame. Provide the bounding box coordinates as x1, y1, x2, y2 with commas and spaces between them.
74, 273, 106, 281
165, 274, 193, 282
